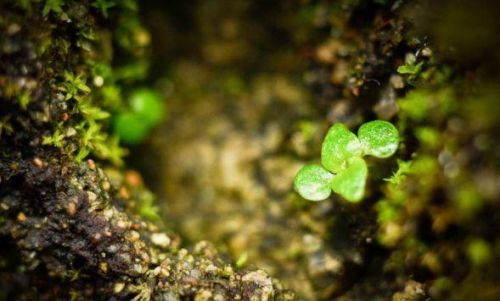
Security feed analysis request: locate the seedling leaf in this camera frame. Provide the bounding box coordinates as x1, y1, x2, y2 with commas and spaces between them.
321, 124, 362, 173
294, 164, 334, 201
331, 157, 367, 202
397, 61, 424, 75
358, 120, 399, 158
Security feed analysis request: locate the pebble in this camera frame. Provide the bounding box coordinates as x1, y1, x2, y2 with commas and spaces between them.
87, 191, 97, 202
17, 212, 27, 222
67, 202, 77, 216
151, 233, 171, 248
87, 159, 96, 170
114, 282, 125, 293
33, 157, 44, 168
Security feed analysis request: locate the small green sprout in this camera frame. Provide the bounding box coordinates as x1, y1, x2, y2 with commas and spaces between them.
42, 0, 64, 17
18, 91, 31, 110
294, 120, 399, 202
42, 123, 66, 147
397, 61, 424, 75
92, 0, 116, 18
73, 121, 126, 166
384, 159, 412, 186
59, 72, 91, 101
78, 98, 111, 120
235, 252, 249, 269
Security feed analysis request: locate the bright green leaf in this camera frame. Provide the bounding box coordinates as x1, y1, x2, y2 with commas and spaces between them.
397, 61, 424, 75
321, 124, 362, 173
42, 126, 65, 147
384, 159, 412, 186
79, 100, 111, 120
75, 148, 90, 162
235, 252, 249, 269
92, 136, 126, 166
358, 120, 399, 158
18, 91, 31, 110
92, 0, 116, 18
331, 157, 367, 202
43, 0, 63, 17
294, 164, 334, 201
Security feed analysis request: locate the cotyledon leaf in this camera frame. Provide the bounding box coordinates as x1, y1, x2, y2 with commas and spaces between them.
331, 157, 368, 202
294, 164, 334, 201
321, 124, 362, 173
358, 120, 399, 158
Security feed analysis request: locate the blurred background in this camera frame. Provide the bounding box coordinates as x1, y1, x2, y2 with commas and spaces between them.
118, 0, 500, 300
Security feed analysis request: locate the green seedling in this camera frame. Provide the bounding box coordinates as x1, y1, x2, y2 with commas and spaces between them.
294, 120, 399, 202
92, 0, 116, 18
397, 61, 424, 75
59, 71, 91, 101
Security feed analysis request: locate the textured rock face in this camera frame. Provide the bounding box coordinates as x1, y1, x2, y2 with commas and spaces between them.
0, 1, 293, 300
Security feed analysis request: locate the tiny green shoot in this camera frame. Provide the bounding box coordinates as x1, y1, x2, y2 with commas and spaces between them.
236, 252, 249, 269
294, 120, 399, 202
397, 61, 424, 75
42, 0, 64, 17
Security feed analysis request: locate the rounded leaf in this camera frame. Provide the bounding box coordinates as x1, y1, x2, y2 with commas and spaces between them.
321, 124, 362, 173
358, 120, 399, 158
331, 157, 367, 202
294, 164, 334, 201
